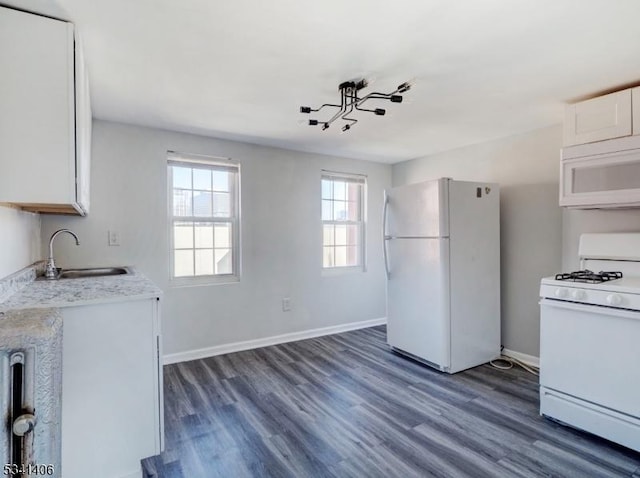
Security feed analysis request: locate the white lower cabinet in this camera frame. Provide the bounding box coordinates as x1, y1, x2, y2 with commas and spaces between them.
61, 299, 163, 478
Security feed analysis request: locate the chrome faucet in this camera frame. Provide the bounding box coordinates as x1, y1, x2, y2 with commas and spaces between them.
44, 229, 80, 279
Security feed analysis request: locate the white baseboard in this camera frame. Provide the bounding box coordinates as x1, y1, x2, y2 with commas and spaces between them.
502, 348, 540, 368
163, 317, 387, 365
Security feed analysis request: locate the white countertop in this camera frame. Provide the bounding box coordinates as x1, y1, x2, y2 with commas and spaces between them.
0, 268, 162, 311
0, 307, 61, 336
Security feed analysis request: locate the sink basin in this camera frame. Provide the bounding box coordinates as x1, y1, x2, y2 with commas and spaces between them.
38, 267, 132, 280
58, 267, 131, 279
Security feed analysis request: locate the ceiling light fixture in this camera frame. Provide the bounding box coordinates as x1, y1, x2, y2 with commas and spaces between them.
300, 79, 411, 132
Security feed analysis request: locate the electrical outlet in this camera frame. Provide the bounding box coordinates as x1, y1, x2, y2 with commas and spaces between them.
108, 230, 120, 246
282, 297, 291, 312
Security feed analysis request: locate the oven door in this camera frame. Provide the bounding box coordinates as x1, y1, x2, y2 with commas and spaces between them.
540, 298, 640, 418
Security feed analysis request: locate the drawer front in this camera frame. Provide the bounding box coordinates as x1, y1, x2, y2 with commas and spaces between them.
540, 388, 640, 452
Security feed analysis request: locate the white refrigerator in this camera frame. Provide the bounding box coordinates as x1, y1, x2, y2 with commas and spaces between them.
383, 178, 501, 373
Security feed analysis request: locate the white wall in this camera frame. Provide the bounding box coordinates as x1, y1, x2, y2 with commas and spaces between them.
0, 205, 40, 279
392, 125, 563, 357
562, 209, 640, 271
41, 120, 391, 356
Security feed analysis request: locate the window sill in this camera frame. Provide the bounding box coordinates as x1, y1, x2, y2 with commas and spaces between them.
321, 266, 366, 277
170, 274, 240, 288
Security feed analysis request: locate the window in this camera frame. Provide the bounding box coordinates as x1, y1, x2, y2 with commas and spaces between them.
168, 152, 239, 283
321, 172, 366, 269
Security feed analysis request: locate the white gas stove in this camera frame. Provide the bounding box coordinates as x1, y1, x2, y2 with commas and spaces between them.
540, 274, 640, 310
539, 233, 640, 452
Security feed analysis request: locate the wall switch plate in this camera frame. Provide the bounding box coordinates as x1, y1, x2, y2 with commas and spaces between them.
108, 230, 120, 246
282, 297, 291, 312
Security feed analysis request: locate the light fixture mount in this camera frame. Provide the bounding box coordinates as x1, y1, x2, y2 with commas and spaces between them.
300, 78, 411, 132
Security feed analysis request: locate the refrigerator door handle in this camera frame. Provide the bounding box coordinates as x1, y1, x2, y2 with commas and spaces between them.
383, 193, 390, 279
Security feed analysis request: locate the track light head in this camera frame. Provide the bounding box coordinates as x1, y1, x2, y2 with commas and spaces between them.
355, 79, 368, 91
374, 108, 386, 116
397, 82, 411, 93
339, 80, 356, 90
321, 123, 330, 131
300, 106, 312, 113
342, 124, 351, 132
309, 119, 318, 126
390, 95, 403, 103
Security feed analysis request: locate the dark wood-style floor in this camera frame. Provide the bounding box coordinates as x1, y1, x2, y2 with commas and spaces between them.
142, 326, 640, 477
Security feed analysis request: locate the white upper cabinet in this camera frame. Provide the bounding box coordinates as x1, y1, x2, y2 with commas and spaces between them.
0, 7, 91, 215
563, 89, 632, 147
560, 86, 640, 209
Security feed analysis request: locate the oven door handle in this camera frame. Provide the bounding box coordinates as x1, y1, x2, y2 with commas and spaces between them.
539, 298, 640, 321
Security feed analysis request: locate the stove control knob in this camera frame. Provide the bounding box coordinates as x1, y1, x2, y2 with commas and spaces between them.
571, 289, 586, 300
554, 288, 568, 298
606, 294, 622, 306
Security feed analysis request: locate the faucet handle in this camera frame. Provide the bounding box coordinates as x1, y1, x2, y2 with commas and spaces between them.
44, 258, 59, 279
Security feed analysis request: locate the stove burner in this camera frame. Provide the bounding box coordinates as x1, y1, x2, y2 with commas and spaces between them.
555, 270, 623, 283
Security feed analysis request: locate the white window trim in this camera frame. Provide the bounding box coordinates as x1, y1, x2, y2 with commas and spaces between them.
321, 170, 367, 273
167, 151, 241, 286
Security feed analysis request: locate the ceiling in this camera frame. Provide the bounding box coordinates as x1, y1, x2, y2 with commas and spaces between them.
4, 0, 640, 163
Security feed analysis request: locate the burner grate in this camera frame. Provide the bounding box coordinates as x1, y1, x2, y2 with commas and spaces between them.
555, 270, 623, 283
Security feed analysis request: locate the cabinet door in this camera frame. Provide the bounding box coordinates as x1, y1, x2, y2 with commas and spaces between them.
560, 150, 640, 208
633, 87, 640, 136
564, 89, 632, 147
75, 31, 92, 214
62, 300, 161, 478
0, 7, 76, 205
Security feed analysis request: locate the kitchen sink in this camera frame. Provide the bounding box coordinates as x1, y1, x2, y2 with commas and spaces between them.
38, 267, 131, 280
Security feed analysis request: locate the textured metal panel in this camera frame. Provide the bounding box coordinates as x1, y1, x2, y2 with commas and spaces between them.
0, 309, 62, 477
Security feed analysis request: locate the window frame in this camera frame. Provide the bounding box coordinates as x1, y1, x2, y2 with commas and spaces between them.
167, 151, 241, 286
321, 170, 367, 273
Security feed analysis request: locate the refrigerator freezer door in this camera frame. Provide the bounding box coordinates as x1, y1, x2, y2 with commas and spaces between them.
386, 178, 449, 238
386, 237, 450, 370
